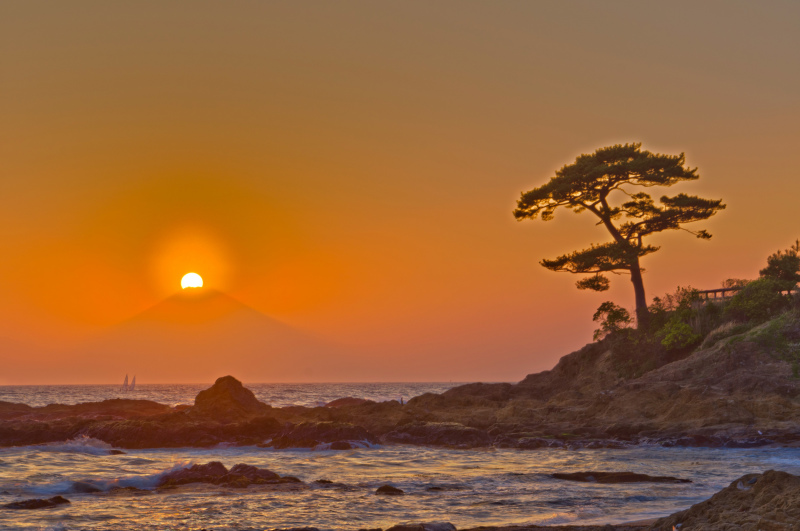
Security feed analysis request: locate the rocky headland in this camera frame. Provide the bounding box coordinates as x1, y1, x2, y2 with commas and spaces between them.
3, 313, 799, 451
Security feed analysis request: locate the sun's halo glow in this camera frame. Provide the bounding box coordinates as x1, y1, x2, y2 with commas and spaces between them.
181, 272, 203, 289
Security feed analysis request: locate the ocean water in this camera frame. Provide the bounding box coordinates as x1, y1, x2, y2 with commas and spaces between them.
0, 382, 463, 409
2, 384, 799, 530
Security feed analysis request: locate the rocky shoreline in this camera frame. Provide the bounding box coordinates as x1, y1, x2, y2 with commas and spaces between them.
3, 314, 800, 452
5, 469, 800, 529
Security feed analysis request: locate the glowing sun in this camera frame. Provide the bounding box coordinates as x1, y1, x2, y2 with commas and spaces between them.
181, 272, 203, 289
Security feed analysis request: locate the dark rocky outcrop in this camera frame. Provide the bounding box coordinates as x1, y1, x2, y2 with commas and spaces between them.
387, 524, 455, 531
384, 422, 491, 448
264, 421, 378, 449
191, 375, 268, 420
326, 397, 369, 408
4, 314, 800, 451
551, 471, 691, 484
158, 461, 301, 488
0, 399, 171, 422
376, 484, 404, 495
652, 469, 800, 530
3, 496, 70, 509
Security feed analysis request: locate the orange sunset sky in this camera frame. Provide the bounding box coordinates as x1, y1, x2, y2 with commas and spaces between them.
1, 2, 799, 384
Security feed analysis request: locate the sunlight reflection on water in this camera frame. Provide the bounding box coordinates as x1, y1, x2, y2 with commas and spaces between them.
2, 444, 799, 530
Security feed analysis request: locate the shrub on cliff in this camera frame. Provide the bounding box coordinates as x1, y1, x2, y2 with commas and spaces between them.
592, 301, 633, 341
725, 278, 790, 323
657, 319, 702, 351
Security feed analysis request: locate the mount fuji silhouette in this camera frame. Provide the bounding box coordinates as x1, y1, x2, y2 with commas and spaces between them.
67, 289, 349, 383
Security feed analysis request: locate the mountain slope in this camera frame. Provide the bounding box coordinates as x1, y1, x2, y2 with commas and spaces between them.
65, 289, 349, 383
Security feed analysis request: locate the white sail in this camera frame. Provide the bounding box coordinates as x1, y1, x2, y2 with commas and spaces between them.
130, 375, 136, 392
122, 374, 129, 392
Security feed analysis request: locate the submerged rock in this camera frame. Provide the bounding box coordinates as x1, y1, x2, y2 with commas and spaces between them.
3, 496, 70, 509
376, 484, 404, 495
70, 481, 101, 493
551, 471, 691, 484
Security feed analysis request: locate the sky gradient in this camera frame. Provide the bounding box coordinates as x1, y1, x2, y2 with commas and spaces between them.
1, 1, 798, 383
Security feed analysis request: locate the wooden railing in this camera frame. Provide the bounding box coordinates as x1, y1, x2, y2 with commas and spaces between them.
696, 284, 798, 301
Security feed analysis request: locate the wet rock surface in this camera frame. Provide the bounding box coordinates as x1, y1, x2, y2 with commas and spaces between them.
376, 484, 404, 495
551, 472, 691, 484
2, 496, 70, 509
158, 461, 301, 488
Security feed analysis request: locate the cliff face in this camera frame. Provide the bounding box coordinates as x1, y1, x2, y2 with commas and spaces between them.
380, 312, 800, 447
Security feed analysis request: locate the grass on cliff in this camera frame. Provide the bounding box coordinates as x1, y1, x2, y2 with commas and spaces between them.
596, 284, 800, 381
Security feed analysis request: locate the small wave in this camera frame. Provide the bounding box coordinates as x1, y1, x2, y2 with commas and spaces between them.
34, 435, 118, 456
27, 461, 193, 496
312, 440, 381, 451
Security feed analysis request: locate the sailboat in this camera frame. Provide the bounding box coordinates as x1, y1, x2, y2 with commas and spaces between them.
130, 375, 136, 392
122, 374, 129, 392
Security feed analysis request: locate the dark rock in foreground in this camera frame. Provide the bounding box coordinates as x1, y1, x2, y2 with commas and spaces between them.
3, 496, 70, 509
459, 526, 648, 530
652, 469, 800, 530
158, 461, 301, 488
387, 524, 455, 531
551, 471, 691, 484
376, 484, 404, 495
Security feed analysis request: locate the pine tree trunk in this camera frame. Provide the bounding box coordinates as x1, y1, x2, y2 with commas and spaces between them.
629, 258, 649, 329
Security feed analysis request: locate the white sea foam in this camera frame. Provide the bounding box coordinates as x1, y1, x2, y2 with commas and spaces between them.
313, 440, 381, 451
35, 435, 117, 456
27, 461, 194, 495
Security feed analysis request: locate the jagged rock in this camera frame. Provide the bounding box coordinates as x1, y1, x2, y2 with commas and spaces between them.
191, 375, 267, 420
551, 471, 691, 484
3, 496, 70, 509
383, 422, 491, 448
325, 397, 369, 408
653, 470, 800, 530
376, 484, 404, 495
